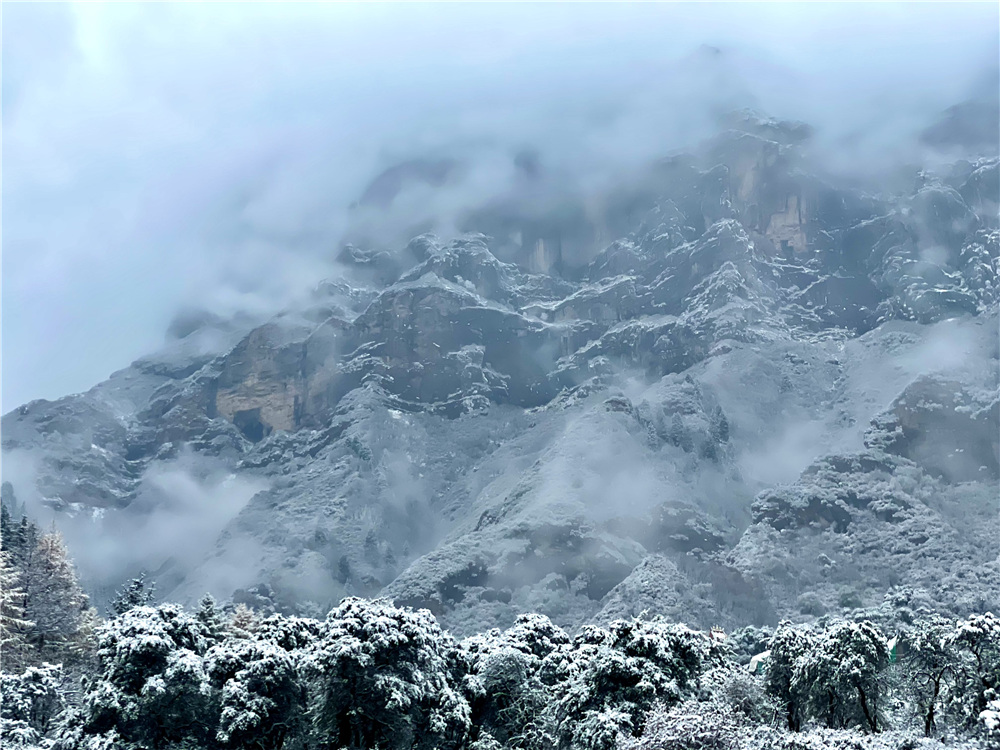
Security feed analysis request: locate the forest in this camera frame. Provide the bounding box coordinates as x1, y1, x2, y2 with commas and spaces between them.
2, 509, 998, 750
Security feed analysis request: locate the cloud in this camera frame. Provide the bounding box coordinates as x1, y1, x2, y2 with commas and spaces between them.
84, 450, 267, 603
3, 3, 997, 410
1, 442, 269, 606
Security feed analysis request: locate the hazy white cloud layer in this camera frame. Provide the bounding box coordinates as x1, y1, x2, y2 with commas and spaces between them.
3, 2, 997, 409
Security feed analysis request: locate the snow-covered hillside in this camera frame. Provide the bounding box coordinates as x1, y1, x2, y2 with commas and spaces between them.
3, 110, 997, 638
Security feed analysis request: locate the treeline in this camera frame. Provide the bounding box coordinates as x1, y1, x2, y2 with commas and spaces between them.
1, 513, 998, 749
2, 602, 999, 749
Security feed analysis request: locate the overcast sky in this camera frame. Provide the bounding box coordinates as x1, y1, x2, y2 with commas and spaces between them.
3, 2, 997, 411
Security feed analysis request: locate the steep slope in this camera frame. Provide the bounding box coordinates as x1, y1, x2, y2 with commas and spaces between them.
3, 111, 997, 634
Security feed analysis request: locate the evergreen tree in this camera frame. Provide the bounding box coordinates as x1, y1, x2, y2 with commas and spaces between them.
0, 483, 25, 537
22, 532, 89, 658
0, 548, 32, 670
983, 693, 1000, 741
207, 638, 306, 750
10, 516, 39, 575
253, 613, 324, 653
1, 662, 66, 748
467, 645, 547, 747
710, 405, 730, 444
0, 504, 13, 547
304, 597, 471, 750
197, 593, 228, 643
764, 622, 817, 732
461, 615, 571, 750
1, 663, 65, 735
546, 618, 721, 749
792, 620, 889, 733
108, 572, 156, 617
77, 604, 217, 750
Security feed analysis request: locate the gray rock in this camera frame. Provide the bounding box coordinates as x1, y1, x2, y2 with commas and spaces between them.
3, 108, 997, 632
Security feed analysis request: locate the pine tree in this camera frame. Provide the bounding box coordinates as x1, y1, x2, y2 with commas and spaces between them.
0, 483, 24, 534
108, 572, 156, 617
10, 516, 39, 574
22, 532, 89, 658
0, 504, 13, 547
0, 548, 32, 670
710, 405, 730, 444
196, 593, 227, 643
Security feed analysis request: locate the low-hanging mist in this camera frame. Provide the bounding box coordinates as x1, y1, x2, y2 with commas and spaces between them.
2, 0, 998, 648
4, 3, 998, 408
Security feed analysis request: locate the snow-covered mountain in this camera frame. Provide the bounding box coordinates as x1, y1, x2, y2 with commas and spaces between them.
3, 108, 997, 635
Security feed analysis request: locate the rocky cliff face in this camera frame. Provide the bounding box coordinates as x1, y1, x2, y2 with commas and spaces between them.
3, 108, 997, 634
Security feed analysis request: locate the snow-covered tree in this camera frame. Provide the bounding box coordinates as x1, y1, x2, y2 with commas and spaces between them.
900, 615, 961, 736
619, 698, 744, 750
24, 597, 1000, 748
792, 620, 889, 733
0, 719, 40, 749
74, 604, 217, 749
0, 662, 66, 738
3, 516, 41, 661
229, 603, 259, 638
550, 641, 670, 749
197, 593, 228, 644
207, 638, 306, 750
7, 516, 39, 573
949, 611, 1000, 729
501, 612, 573, 661
765, 621, 818, 731
546, 618, 723, 749
0, 548, 32, 670
108, 572, 156, 617
304, 597, 471, 750
252, 613, 324, 653
461, 614, 570, 749
0, 503, 16, 550
21, 532, 89, 659
463, 642, 552, 749
982, 691, 1000, 742
707, 667, 780, 726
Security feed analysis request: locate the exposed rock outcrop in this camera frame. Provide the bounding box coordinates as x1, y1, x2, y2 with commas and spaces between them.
3, 103, 997, 632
